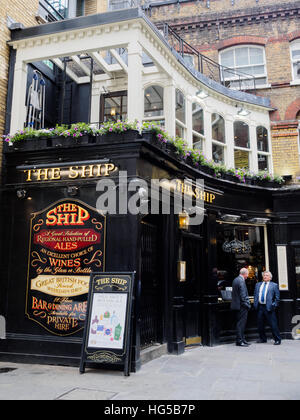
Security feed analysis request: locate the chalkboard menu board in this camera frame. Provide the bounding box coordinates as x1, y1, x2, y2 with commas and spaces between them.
80, 272, 135, 376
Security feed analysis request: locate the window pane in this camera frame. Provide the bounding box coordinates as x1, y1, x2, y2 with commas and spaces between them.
258, 154, 269, 171
176, 123, 184, 138
257, 126, 269, 152
216, 223, 266, 296
144, 85, 164, 117
253, 77, 268, 86
212, 113, 225, 143
234, 121, 250, 148
234, 149, 249, 169
221, 50, 234, 67
249, 47, 264, 65
293, 63, 300, 80
212, 143, 224, 164
292, 49, 300, 60
193, 135, 203, 151
103, 94, 127, 122
235, 48, 249, 66
192, 103, 204, 135
176, 89, 186, 124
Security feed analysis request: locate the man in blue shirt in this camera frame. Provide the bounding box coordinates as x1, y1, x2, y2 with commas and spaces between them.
254, 271, 281, 345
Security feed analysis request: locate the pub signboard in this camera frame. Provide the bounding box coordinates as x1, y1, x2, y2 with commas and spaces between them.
80, 272, 135, 376
25, 199, 106, 336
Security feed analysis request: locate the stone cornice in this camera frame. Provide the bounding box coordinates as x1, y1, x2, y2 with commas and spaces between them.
152, 1, 300, 31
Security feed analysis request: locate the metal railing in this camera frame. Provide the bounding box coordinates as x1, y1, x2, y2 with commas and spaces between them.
160, 23, 257, 93
38, 0, 66, 22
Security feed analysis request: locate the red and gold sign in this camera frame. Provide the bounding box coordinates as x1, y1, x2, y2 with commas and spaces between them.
26, 199, 105, 336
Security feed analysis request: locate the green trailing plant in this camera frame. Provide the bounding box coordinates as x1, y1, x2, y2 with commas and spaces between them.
2, 120, 285, 185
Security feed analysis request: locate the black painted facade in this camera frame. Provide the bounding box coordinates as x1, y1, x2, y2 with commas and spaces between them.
0, 132, 299, 370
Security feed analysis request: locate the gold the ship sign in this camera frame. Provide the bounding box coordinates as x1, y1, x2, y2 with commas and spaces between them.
23, 163, 117, 182
26, 199, 106, 336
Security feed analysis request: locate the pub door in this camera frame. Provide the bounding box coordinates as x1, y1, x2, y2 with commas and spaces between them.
140, 219, 163, 349
182, 235, 203, 345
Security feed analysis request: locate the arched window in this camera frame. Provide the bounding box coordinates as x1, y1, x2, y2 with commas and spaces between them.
212, 113, 225, 143
234, 121, 250, 169
212, 113, 225, 164
192, 102, 204, 150
290, 40, 300, 81
175, 89, 185, 124
219, 45, 267, 89
256, 126, 269, 152
234, 121, 249, 148
144, 85, 164, 118
257, 126, 270, 171
175, 89, 186, 138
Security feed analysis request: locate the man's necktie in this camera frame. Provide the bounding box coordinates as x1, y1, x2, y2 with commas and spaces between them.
261, 282, 267, 304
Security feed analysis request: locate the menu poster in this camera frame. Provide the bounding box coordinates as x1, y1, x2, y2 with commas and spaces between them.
80, 272, 135, 376
25, 199, 106, 336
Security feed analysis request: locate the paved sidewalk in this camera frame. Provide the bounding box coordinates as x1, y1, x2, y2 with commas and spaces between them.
0, 340, 299, 400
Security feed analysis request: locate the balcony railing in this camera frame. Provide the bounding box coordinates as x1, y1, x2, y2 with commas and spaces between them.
38, 0, 67, 22
159, 23, 257, 93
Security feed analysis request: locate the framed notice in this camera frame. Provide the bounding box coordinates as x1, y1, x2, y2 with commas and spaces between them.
80, 272, 135, 376
277, 245, 289, 291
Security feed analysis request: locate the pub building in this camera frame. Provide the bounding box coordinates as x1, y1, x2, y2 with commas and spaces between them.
0, 8, 300, 370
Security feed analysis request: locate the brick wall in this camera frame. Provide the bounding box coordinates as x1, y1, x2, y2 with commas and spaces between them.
148, 0, 300, 178
271, 123, 299, 178
0, 0, 39, 170
85, 0, 97, 15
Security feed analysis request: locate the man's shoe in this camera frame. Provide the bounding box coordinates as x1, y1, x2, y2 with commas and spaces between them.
274, 341, 281, 345
236, 342, 249, 347
243, 340, 251, 345
256, 339, 267, 343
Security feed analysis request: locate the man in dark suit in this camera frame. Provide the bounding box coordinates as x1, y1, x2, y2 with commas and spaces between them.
254, 271, 281, 345
231, 268, 251, 347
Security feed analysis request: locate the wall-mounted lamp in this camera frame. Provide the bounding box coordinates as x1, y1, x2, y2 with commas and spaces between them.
196, 89, 209, 99
221, 214, 241, 222
237, 107, 251, 117
248, 217, 270, 224
67, 186, 79, 197
16, 189, 27, 199
179, 211, 190, 230
110, 107, 116, 116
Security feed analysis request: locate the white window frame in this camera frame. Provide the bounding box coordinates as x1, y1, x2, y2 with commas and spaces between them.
290, 40, 300, 84
143, 84, 164, 124
212, 141, 226, 165
175, 89, 186, 139
211, 113, 226, 165
256, 125, 271, 172
192, 102, 205, 151
219, 45, 268, 89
